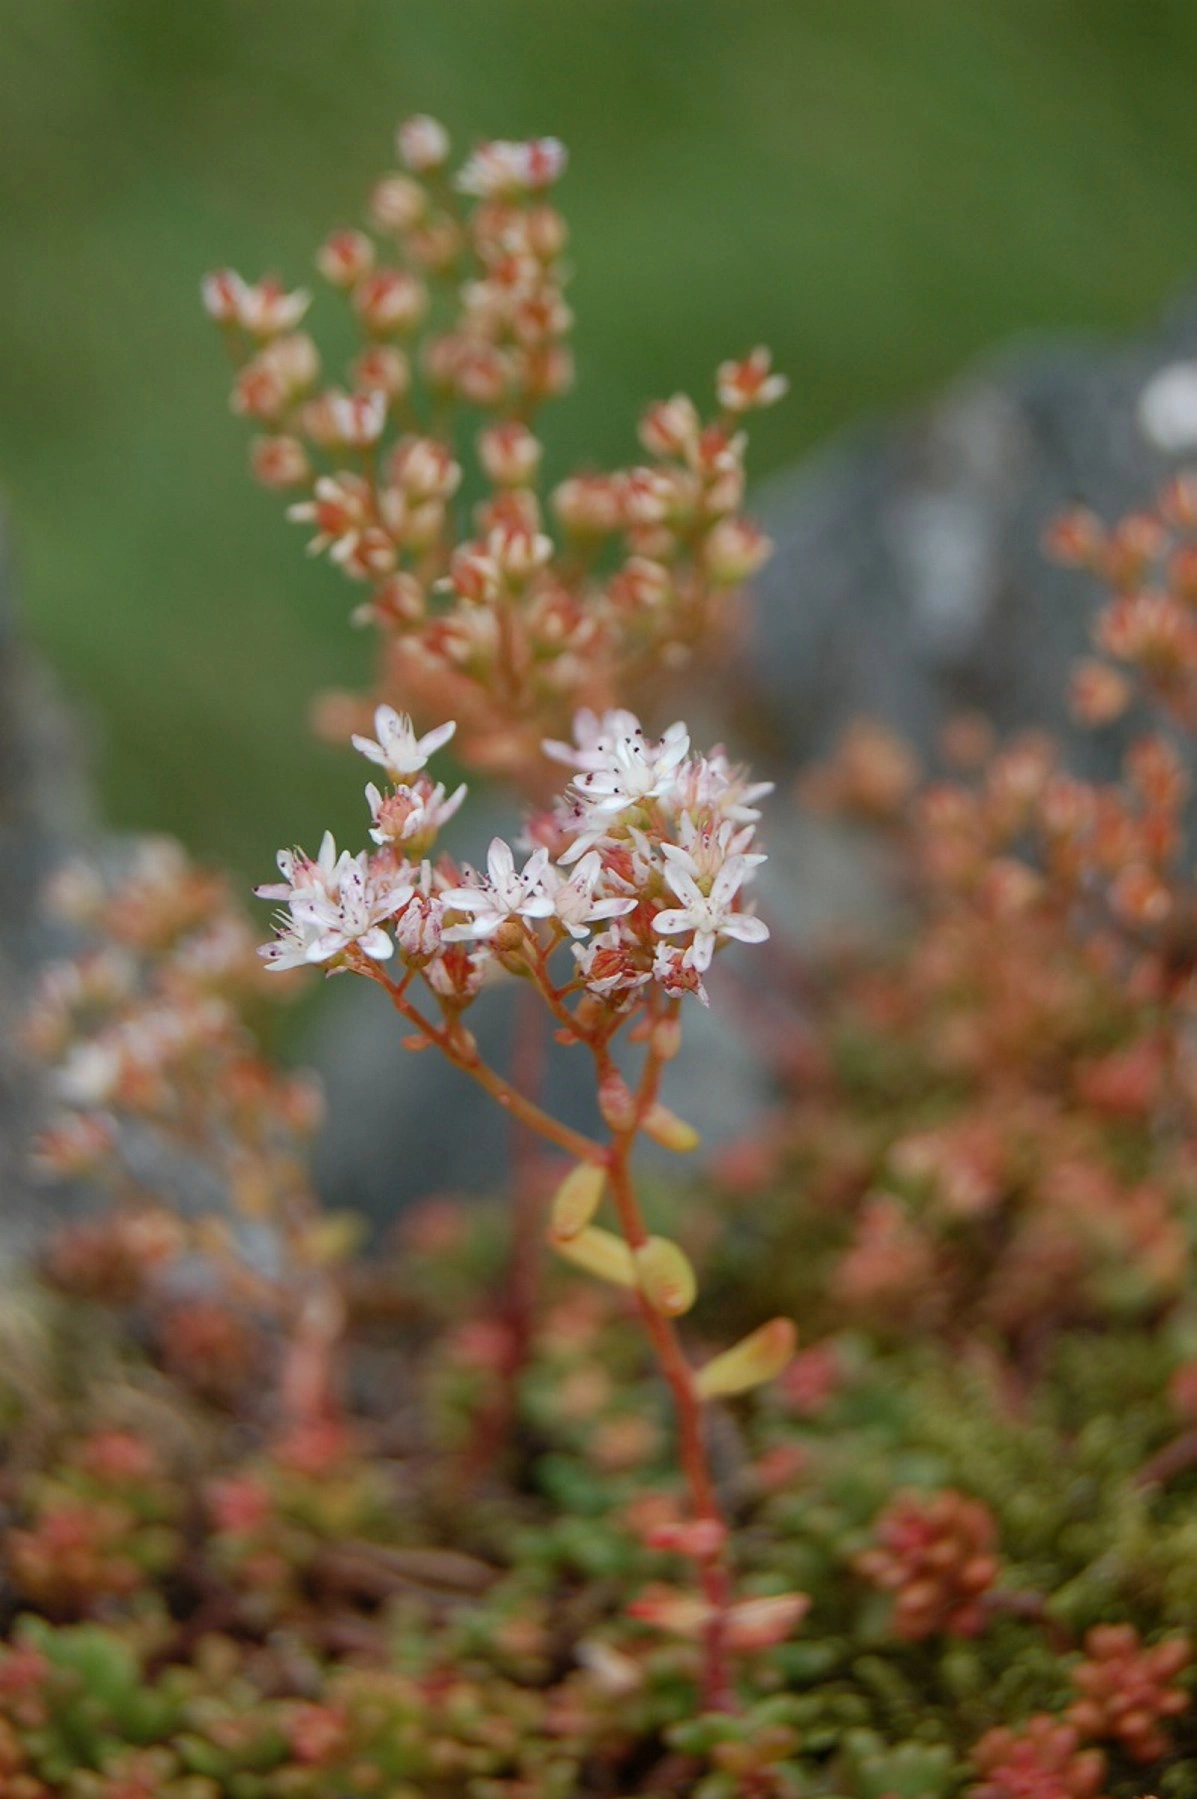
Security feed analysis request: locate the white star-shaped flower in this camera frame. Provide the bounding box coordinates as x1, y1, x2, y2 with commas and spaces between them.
351, 707, 456, 781
300, 852, 415, 964
255, 831, 340, 906
570, 719, 691, 819
442, 838, 556, 940
651, 857, 769, 973
549, 850, 637, 939
365, 777, 467, 846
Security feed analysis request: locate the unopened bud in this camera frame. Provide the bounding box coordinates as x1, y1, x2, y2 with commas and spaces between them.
704, 517, 772, 585
478, 420, 542, 487
353, 344, 411, 400
1070, 659, 1131, 726
355, 268, 428, 335
694, 1318, 796, 1400
317, 229, 375, 288
250, 435, 310, 490
640, 1101, 699, 1153
550, 1162, 607, 1242
553, 1225, 636, 1289
369, 174, 427, 235
598, 1072, 637, 1133
639, 394, 700, 460
202, 267, 246, 324
397, 114, 450, 173
525, 204, 568, 261
635, 1236, 697, 1316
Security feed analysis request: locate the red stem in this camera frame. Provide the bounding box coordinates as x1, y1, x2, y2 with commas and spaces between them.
594, 1012, 735, 1712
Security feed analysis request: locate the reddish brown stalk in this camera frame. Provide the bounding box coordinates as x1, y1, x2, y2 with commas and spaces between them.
363, 955, 735, 1706
605, 1141, 735, 1711
362, 960, 603, 1166
594, 1012, 736, 1714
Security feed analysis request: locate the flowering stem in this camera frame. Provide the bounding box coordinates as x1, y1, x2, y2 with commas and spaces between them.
364, 962, 604, 1165
596, 1023, 736, 1714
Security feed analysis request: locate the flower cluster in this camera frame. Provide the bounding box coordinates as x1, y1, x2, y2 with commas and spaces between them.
205, 117, 783, 786
855, 1488, 1000, 1641
1047, 471, 1197, 730
27, 840, 319, 1183
1066, 1624, 1190, 1762
254, 699, 786, 1707
726, 474, 1197, 1351
24, 840, 351, 1432
259, 703, 770, 1011
969, 1716, 1108, 1799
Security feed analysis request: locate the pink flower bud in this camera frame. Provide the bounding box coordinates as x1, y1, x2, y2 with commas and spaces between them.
354, 268, 428, 335
456, 343, 511, 407
352, 344, 411, 400
328, 390, 388, 448
397, 114, 450, 172
369, 174, 427, 235
704, 517, 772, 585
639, 394, 700, 460
598, 1071, 637, 1133
552, 474, 625, 537
250, 435, 311, 490
357, 572, 425, 630
478, 421, 543, 487
610, 557, 673, 613
202, 267, 247, 323
231, 362, 287, 422
716, 345, 788, 413
317, 229, 375, 288
525, 205, 569, 260
448, 544, 501, 605
488, 521, 553, 582
389, 435, 461, 500
259, 331, 320, 394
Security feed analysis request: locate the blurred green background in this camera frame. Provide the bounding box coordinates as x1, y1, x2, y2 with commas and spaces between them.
2, 0, 1196, 881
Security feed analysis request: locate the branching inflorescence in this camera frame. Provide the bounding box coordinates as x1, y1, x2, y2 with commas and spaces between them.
203, 116, 782, 789
205, 118, 796, 1709
255, 703, 794, 1705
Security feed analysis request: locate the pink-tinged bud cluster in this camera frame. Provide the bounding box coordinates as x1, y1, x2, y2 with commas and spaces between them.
1066, 1625, 1190, 1762
970, 1717, 1108, 1799
258, 705, 770, 1010
856, 1488, 1000, 1640
784, 509, 1197, 1344
25, 840, 341, 1362
204, 117, 781, 787
1047, 472, 1197, 730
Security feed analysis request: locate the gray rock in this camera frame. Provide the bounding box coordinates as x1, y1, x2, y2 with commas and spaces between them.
749, 298, 1197, 768
0, 521, 93, 1267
